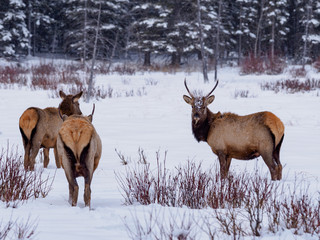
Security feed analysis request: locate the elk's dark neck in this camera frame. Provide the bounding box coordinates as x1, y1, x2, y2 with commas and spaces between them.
192, 110, 220, 142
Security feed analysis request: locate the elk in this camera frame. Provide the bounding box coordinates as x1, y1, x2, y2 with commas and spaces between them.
19, 91, 83, 171
183, 79, 285, 180
56, 105, 101, 207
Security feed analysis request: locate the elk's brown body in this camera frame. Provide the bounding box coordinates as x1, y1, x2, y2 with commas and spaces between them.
19, 91, 83, 171
57, 108, 101, 207
183, 79, 284, 180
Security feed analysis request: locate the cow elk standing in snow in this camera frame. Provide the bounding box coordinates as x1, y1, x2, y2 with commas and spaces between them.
57, 105, 101, 207
183, 79, 285, 180
19, 91, 83, 171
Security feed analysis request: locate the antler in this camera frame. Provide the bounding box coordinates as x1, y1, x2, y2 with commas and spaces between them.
205, 80, 219, 98
91, 103, 95, 116
184, 78, 194, 98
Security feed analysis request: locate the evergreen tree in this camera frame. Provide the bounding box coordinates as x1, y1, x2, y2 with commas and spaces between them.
297, 0, 320, 63
63, 0, 125, 63
24, 0, 59, 55
128, 0, 168, 66
0, 0, 28, 58
165, 0, 196, 65
264, 0, 290, 59
234, 0, 260, 58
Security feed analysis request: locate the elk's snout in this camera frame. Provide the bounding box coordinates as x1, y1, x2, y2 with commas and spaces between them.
193, 113, 201, 125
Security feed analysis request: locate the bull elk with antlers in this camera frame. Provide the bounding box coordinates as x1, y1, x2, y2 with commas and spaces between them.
19, 91, 83, 171
57, 105, 101, 207
183, 79, 284, 180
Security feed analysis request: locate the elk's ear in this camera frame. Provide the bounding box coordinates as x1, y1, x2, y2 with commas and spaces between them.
62, 114, 68, 121
183, 95, 192, 105
59, 90, 67, 99
87, 115, 93, 123
73, 91, 83, 103
206, 95, 215, 105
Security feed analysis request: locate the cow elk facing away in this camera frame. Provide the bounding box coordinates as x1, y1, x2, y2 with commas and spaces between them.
19, 91, 83, 171
57, 105, 102, 207
183, 79, 285, 180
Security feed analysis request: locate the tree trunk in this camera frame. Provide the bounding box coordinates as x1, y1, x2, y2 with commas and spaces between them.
197, 0, 208, 83
271, 16, 275, 63
214, 0, 222, 81
107, 29, 120, 72
238, 3, 243, 65
83, 0, 88, 71
254, 0, 265, 58
171, 52, 181, 66
197, 50, 202, 60
27, 0, 32, 56
144, 51, 151, 66
302, 0, 312, 68
87, 3, 101, 102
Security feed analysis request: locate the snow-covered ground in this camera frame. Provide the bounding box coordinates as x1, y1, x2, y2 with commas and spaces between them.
0, 62, 319, 239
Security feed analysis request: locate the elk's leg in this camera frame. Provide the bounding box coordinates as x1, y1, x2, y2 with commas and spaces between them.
54, 146, 61, 168
84, 161, 94, 208
62, 156, 78, 206
84, 176, 92, 208
23, 144, 31, 171
217, 151, 229, 179
273, 135, 284, 180
69, 181, 79, 207
28, 140, 42, 171
261, 150, 277, 181
43, 148, 50, 168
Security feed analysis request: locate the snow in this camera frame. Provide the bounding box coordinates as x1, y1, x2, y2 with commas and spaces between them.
0, 61, 320, 239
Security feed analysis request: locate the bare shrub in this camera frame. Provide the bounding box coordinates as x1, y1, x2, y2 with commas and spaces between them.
58, 68, 82, 86
266, 192, 282, 233
30, 63, 58, 90
117, 150, 320, 238
31, 63, 56, 76
240, 54, 285, 75
0, 145, 54, 207
244, 171, 275, 236
0, 216, 37, 240
240, 54, 265, 75
290, 67, 307, 78
116, 162, 154, 205
115, 148, 131, 165
145, 78, 158, 86
116, 149, 248, 209
281, 193, 320, 236
137, 147, 148, 165
265, 55, 286, 75
234, 90, 249, 98
176, 161, 210, 209
213, 208, 246, 239
113, 64, 136, 75
123, 207, 197, 240
136, 87, 147, 97
261, 79, 320, 93
0, 65, 28, 86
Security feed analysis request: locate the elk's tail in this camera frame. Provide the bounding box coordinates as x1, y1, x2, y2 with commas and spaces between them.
59, 118, 93, 174
264, 112, 285, 147
19, 108, 39, 147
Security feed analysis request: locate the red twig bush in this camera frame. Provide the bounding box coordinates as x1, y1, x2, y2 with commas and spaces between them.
261, 79, 320, 93
0, 66, 28, 86
116, 149, 320, 238
0, 145, 54, 208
